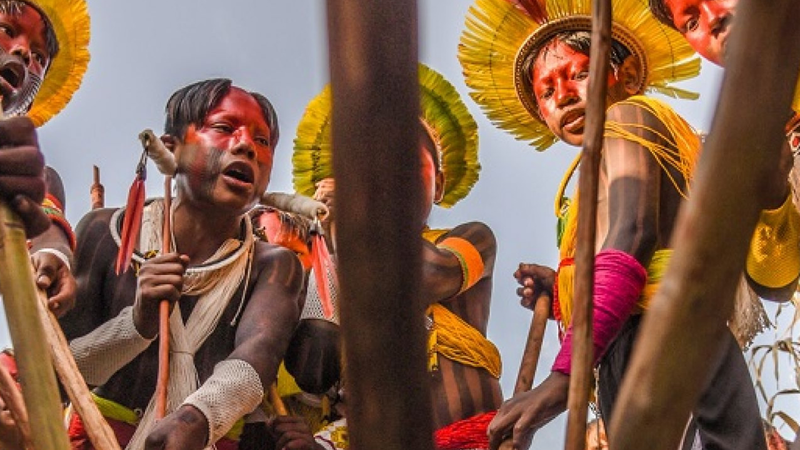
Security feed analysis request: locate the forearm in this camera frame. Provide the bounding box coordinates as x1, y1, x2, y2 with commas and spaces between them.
552, 249, 647, 374
69, 306, 154, 386
181, 359, 264, 446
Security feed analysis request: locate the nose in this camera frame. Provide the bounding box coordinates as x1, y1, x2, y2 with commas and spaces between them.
231, 128, 257, 160
554, 78, 578, 107
9, 41, 31, 67
701, 2, 730, 36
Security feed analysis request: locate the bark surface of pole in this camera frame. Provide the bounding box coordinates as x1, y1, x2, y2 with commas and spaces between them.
513, 293, 551, 393
564, 1, 611, 449
608, 1, 800, 448
36, 289, 121, 450
156, 176, 172, 419
326, 2, 433, 450
0, 202, 71, 450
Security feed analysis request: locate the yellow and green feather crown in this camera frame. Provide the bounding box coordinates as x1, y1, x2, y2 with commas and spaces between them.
458, 0, 701, 151
24, 0, 90, 127
293, 64, 480, 208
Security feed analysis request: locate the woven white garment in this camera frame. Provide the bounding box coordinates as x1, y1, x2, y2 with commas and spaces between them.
123, 199, 255, 450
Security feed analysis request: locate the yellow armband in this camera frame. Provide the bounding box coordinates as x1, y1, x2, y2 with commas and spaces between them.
747, 193, 800, 288
438, 237, 485, 294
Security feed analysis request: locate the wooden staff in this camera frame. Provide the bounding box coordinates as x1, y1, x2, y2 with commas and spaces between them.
564, 0, 612, 449
608, 1, 800, 448
0, 360, 33, 449
0, 205, 70, 449
35, 289, 121, 450
155, 173, 173, 419
498, 292, 551, 450
326, 1, 433, 450
90, 165, 105, 210
267, 384, 289, 417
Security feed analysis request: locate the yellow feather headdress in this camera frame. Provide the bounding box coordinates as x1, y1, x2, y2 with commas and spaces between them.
293, 64, 481, 208
458, 0, 701, 150
23, 0, 91, 127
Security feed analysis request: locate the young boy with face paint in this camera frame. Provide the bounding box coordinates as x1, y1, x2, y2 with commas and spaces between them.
59, 79, 304, 450
648, 0, 800, 304
460, 0, 767, 448
281, 65, 500, 450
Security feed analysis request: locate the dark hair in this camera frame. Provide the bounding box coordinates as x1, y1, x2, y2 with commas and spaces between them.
648, 0, 679, 30
521, 30, 633, 116
164, 78, 280, 148
1, 1, 60, 62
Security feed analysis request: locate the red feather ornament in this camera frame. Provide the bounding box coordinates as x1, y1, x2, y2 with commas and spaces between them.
115, 152, 147, 274
310, 219, 337, 320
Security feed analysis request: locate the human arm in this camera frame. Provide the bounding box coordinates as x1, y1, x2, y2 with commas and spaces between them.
420, 221, 496, 305
0, 116, 48, 237
147, 245, 304, 449
30, 167, 77, 317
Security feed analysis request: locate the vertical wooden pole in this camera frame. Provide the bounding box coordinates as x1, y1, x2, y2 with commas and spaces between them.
90, 165, 104, 210
564, 1, 612, 449
326, 2, 433, 450
0, 203, 70, 450
608, 1, 800, 448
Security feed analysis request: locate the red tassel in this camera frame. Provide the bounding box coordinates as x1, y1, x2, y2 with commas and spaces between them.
311, 224, 337, 320
115, 161, 147, 275
257, 209, 313, 269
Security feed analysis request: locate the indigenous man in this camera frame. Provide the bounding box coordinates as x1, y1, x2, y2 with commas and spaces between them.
0, 0, 90, 316
59, 78, 304, 450
459, 0, 769, 448
648, 0, 800, 304
281, 64, 500, 450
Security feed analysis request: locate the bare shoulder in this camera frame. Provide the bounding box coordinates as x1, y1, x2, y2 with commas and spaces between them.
442, 221, 496, 247
250, 240, 304, 291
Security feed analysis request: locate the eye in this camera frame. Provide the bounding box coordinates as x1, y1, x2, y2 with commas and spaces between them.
254, 136, 271, 147
684, 17, 699, 33
0, 24, 12, 37
32, 51, 45, 67
575, 70, 589, 81
540, 87, 554, 100
210, 122, 233, 133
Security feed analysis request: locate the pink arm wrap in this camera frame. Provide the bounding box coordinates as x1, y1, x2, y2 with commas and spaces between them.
552, 249, 647, 375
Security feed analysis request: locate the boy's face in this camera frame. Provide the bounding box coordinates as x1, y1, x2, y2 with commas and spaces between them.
418, 142, 443, 227
175, 87, 274, 213
0, 3, 51, 114
663, 0, 736, 66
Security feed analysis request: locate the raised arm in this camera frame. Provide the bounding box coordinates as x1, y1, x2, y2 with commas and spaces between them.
420, 221, 496, 305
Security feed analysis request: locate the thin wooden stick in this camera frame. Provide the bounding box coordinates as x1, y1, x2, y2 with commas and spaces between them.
90, 165, 105, 210
156, 175, 172, 419
268, 384, 289, 417
34, 289, 121, 450
498, 293, 552, 450
0, 202, 71, 450
608, 0, 800, 448
564, 0, 611, 449
0, 360, 33, 450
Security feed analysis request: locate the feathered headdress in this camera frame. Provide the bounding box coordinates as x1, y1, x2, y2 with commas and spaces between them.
23, 0, 91, 127
293, 63, 481, 208
458, 0, 700, 150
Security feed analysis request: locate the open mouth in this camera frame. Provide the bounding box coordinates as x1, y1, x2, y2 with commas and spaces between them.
561, 109, 585, 133
222, 161, 255, 186
0, 57, 25, 92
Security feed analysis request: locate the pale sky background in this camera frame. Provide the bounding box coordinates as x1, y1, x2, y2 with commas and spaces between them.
0, 0, 798, 446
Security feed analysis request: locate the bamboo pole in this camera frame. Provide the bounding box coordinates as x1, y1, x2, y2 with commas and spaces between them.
564, 1, 611, 449
0, 202, 71, 450
608, 1, 800, 448
155, 176, 172, 420
0, 360, 32, 449
34, 289, 121, 450
326, 2, 433, 450
267, 384, 289, 417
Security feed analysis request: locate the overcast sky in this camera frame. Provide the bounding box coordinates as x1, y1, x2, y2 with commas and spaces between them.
0, 0, 797, 445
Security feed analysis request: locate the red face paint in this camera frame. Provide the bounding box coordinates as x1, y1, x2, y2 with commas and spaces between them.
0, 5, 50, 114
531, 39, 627, 146
664, 0, 736, 66
176, 88, 274, 211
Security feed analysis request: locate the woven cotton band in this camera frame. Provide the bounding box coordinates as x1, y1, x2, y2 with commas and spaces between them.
33, 248, 72, 271
182, 359, 264, 446
70, 306, 155, 386
552, 249, 647, 374
438, 237, 485, 294
747, 192, 800, 289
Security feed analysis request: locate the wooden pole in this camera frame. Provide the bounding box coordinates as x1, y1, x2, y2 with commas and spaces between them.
90, 165, 104, 210
326, 2, 433, 450
267, 384, 289, 417
155, 176, 172, 419
35, 289, 121, 450
564, 0, 611, 449
0, 203, 71, 450
608, 1, 800, 448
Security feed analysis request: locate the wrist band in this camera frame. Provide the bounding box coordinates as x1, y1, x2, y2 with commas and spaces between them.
32, 248, 72, 272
